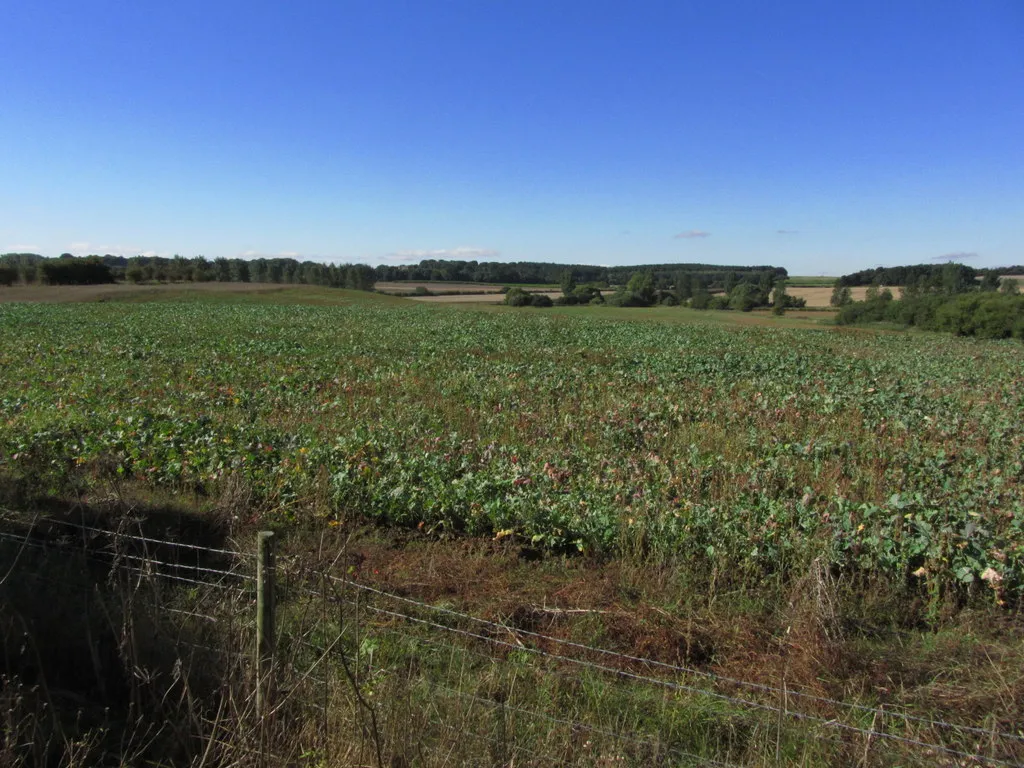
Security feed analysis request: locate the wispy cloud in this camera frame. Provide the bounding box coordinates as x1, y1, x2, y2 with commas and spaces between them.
933, 251, 978, 261
673, 230, 710, 239
385, 246, 500, 263
776, 229, 799, 235
3, 243, 40, 252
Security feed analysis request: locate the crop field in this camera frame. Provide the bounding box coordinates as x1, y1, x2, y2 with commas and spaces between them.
784, 276, 838, 287
787, 285, 896, 307
373, 280, 506, 294
411, 289, 565, 303
2, 293, 1024, 766
1, 298, 1021, 598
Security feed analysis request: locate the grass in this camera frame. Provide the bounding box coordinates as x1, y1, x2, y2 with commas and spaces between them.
0, 283, 1022, 766
785, 276, 838, 287
0, 281, 409, 306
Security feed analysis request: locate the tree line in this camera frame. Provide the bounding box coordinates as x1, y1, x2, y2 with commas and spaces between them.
506, 268, 803, 314
833, 262, 1023, 339
0, 253, 376, 290
835, 262, 1024, 288
376, 258, 786, 290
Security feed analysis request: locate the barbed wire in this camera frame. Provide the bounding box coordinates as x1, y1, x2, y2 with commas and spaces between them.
323, 572, 1024, 746
0, 529, 250, 592
286, 614, 744, 767
297, 616, 761, 766
425, 679, 743, 768
0, 512, 255, 559
312, 582, 1020, 767
3, 522, 1020, 765
105, 549, 254, 581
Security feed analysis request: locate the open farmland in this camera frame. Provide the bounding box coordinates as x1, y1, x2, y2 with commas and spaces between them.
374, 280, 506, 294
787, 285, 898, 307
2, 294, 1024, 766
410, 289, 564, 303
1, 298, 1021, 595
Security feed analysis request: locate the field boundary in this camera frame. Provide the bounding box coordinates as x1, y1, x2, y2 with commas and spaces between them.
1, 515, 1019, 767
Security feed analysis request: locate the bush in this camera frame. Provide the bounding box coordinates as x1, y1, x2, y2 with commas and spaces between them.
530, 294, 553, 308
606, 290, 651, 308
37, 257, 115, 286
0, 265, 16, 286
572, 285, 603, 304
728, 283, 766, 312
504, 288, 531, 307
838, 291, 1024, 340
690, 292, 710, 310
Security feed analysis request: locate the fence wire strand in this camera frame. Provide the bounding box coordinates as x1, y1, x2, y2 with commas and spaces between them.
2, 521, 1021, 767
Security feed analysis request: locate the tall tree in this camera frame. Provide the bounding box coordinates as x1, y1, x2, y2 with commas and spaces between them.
560, 269, 576, 296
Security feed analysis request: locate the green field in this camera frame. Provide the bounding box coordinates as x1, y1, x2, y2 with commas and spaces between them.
2, 295, 1021, 594
1, 289, 1022, 765
785, 275, 838, 287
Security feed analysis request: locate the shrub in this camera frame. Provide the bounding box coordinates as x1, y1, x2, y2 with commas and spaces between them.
606, 290, 650, 308
728, 283, 765, 312
839, 291, 1024, 340
37, 257, 115, 286
572, 285, 603, 304
504, 288, 531, 307
530, 294, 553, 308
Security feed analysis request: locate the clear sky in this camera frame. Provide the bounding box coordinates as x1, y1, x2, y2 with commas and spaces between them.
2, 1, 1022, 275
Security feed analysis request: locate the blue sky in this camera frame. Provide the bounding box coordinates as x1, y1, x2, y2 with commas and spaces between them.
2, 1, 1022, 275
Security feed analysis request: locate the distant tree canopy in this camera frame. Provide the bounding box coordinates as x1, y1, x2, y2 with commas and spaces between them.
835, 262, 1024, 290
838, 291, 1024, 340
0, 253, 376, 291
375, 259, 786, 291
833, 261, 1024, 340
38, 256, 115, 285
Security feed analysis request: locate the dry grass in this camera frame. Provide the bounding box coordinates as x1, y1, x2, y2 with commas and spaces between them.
411, 290, 564, 303
788, 285, 898, 308
0, 282, 293, 303
374, 281, 505, 294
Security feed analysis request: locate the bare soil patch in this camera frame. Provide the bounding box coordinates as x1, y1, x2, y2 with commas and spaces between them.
410, 290, 563, 303
0, 282, 291, 303
788, 285, 898, 308
375, 281, 504, 294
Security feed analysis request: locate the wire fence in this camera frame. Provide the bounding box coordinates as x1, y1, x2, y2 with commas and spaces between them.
0, 516, 1021, 767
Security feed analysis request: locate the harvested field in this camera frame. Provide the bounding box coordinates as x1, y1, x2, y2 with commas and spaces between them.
0, 281, 294, 303
410, 290, 563, 303
788, 285, 898, 307
374, 281, 504, 294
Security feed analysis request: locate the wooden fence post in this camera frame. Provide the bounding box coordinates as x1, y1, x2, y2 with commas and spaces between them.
256, 530, 276, 718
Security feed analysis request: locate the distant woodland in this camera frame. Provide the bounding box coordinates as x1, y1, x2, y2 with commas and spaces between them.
0, 253, 376, 290
832, 262, 1023, 339
375, 259, 788, 289
2, 254, 1020, 336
